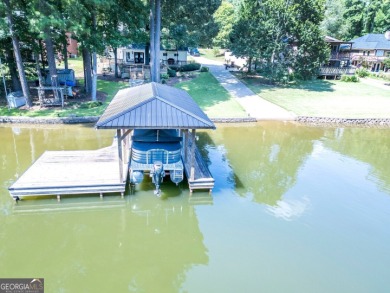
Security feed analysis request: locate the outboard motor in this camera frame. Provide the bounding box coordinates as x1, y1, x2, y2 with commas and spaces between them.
151, 161, 164, 196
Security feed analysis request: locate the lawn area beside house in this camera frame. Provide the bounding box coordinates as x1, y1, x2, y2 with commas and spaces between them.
0, 79, 128, 118
236, 74, 390, 118
198, 48, 225, 63
68, 57, 84, 77
175, 72, 247, 118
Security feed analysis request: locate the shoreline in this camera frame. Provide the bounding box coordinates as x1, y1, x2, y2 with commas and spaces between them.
1, 115, 390, 127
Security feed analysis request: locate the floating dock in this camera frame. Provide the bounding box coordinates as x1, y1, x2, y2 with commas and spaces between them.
8, 145, 126, 200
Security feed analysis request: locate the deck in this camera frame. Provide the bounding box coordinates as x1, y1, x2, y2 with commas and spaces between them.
183, 142, 215, 193
319, 66, 356, 77
8, 145, 126, 200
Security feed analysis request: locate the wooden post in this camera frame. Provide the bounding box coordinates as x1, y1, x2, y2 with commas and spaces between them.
117, 129, 123, 183
190, 129, 196, 181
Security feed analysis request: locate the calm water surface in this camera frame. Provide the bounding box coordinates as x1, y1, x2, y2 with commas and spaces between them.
0, 122, 389, 293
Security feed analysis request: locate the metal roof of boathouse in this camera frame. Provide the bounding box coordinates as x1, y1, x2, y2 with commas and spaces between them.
96, 82, 215, 129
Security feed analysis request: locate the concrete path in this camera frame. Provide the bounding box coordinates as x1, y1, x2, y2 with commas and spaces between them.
194, 56, 296, 121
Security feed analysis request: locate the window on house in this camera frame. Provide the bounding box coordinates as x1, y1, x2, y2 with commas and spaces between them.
163, 53, 167, 56
363, 51, 366, 56
367, 51, 370, 56
174, 53, 178, 56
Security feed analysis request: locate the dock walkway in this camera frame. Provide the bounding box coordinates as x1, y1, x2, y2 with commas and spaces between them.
182, 134, 214, 193
9, 145, 126, 200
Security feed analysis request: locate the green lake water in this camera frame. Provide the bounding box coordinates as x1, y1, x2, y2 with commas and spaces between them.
0, 122, 389, 292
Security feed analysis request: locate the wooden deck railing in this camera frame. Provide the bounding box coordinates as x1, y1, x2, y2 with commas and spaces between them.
319, 67, 356, 76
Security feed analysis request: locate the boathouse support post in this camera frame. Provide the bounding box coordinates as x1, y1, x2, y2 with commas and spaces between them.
117, 129, 123, 182
190, 129, 196, 181
184, 130, 188, 162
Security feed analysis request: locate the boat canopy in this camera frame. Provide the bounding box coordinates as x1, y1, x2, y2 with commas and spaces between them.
96, 82, 215, 130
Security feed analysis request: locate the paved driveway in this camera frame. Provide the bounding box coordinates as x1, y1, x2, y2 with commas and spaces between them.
194, 56, 296, 120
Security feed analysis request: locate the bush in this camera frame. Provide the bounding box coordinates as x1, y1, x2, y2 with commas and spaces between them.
340, 75, 359, 82
169, 65, 180, 71
160, 73, 169, 80
200, 66, 209, 72
180, 63, 201, 72
356, 68, 370, 78
167, 68, 176, 77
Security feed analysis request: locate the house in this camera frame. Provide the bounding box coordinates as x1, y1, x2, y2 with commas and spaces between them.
349, 32, 390, 72
318, 36, 354, 77
324, 36, 352, 68
66, 33, 78, 58
114, 44, 188, 66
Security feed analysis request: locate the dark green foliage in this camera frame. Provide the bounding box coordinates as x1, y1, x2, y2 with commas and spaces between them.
180, 63, 201, 72
230, 0, 328, 82
160, 73, 169, 80
200, 66, 209, 72
167, 68, 176, 77
169, 63, 201, 72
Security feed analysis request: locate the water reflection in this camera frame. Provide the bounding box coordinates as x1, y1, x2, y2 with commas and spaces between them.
209, 122, 325, 205
1, 123, 390, 293
323, 127, 390, 193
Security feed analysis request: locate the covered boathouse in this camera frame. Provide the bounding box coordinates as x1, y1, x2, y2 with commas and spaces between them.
95, 82, 216, 194
8, 82, 215, 201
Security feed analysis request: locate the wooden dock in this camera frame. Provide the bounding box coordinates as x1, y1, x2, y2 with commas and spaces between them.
8, 145, 126, 200
182, 132, 214, 193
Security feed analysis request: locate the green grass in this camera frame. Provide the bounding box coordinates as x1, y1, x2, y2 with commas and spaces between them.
236, 74, 390, 118
175, 72, 247, 118
0, 79, 128, 118
68, 57, 84, 77
198, 48, 226, 63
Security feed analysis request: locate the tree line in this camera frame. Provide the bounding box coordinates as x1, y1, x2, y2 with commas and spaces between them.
1, 0, 389, 104
0, 0, 220, 106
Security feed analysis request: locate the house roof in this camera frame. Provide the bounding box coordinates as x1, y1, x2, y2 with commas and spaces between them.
95, 82, 216, 130
350, 34, 390, 50
325, 36, 352, 44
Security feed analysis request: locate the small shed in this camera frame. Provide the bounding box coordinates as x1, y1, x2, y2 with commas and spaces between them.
96, 82, 216, 192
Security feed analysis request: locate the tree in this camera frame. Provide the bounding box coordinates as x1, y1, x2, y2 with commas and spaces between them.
213, 0, 236, 48
3, 0, 32, 106
321, 0, 348, 39
230, 0, 328, 81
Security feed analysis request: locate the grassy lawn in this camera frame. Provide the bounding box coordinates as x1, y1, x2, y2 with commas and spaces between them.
198, 48, 226, 63
0, 79, 128, 118
68, 57, 84, 77
175, 72, 247, 118
236, 74, 390, 118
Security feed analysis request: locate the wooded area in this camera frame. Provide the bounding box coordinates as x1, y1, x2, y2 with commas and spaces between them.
0, 0, 389, 106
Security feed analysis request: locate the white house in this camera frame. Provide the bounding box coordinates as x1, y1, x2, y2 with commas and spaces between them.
110, 44, 188, 66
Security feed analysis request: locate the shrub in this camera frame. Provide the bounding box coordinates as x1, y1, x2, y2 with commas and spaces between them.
169, 65, 180, 71
200, 66, 209, 72
340, 75, 359, 82
160, 73, 169, 80
161, 79, 167, 84
180, 63, 201, 72
356, 68, 370, 78
167, 68, 176, 77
